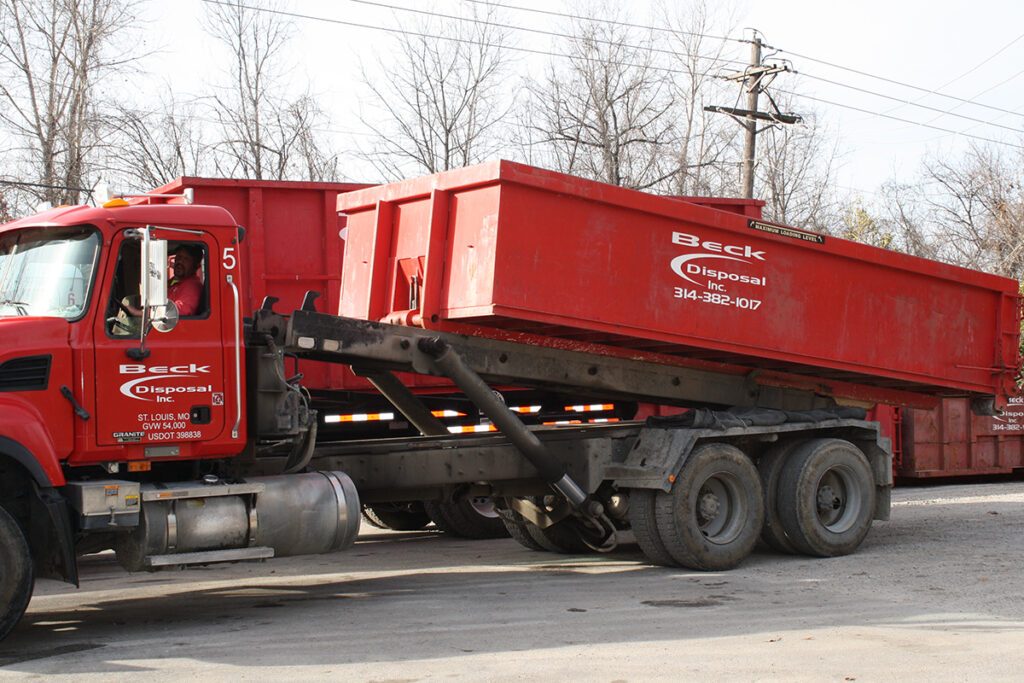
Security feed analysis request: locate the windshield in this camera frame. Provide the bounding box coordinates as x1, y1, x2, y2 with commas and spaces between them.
0, 225, 102, 320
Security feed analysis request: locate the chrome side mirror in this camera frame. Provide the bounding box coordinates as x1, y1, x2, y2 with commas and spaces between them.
152, 299, 179, 333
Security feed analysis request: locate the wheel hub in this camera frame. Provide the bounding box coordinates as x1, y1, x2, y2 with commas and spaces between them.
698, 490, 721, 523
817, 484, 842, 512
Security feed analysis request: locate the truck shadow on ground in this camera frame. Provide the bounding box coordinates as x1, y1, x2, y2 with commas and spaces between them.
4, 527, 1023, 674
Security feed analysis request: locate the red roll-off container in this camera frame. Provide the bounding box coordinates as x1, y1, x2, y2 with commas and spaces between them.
337, 160, 1021, 409
880, 397, 1024, 478
148, 177, 455, 395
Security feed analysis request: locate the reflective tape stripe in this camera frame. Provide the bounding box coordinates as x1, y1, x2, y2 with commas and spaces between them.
565, 403, 615, 412
447, 424, 498, 433
324, 412, 396, 424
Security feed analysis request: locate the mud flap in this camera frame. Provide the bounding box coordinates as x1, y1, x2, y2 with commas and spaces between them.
30, 484, 79, 586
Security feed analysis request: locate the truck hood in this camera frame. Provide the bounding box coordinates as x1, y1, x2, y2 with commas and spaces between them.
0, 316, 71, 365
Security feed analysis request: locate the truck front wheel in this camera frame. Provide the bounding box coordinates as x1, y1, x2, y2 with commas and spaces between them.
0, 504, 34, 641
777, 439, 876, 557
654, 443, 764, 571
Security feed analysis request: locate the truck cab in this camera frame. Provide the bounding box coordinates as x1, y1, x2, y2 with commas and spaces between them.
0, 198, 357, 642
0, 200, 247, 485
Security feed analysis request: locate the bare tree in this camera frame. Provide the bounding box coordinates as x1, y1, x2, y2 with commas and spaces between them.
914, 144, 1024, 278
757, 105, 841, 232
659, 0, 740, 196
0, 185, 15, 222
0, 0, 141, 206
357, 6, 511, 179
112, 91, 209, 189
289, 95, 338, 182
524, 8, 676, 190
877, 180, 942, 259
204, 0, 338, 181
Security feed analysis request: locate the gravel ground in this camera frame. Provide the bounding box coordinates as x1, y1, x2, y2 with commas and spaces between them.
1, 480, 1022, 681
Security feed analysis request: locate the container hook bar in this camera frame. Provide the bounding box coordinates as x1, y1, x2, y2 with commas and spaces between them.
416, 336, 590, 509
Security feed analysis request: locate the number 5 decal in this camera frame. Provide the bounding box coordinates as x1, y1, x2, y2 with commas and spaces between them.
223, 247, 237, 271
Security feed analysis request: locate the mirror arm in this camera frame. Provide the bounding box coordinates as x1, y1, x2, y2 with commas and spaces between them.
138, 227, 151, 352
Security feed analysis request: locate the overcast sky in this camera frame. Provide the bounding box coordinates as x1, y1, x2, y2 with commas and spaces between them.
140, 0, 1024, 198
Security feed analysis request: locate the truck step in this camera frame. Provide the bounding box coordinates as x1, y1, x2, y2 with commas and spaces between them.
145, 546, 274, 568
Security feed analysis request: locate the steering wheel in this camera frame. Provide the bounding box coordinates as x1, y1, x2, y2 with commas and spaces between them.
106, 315, 134, 333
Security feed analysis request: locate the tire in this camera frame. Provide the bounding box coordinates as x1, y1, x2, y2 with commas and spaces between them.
444, 497, 510, 539
530, 520, 592, 554
528, 519, 592, 554
497, 507, 547, 552
513, 495, 589, 553
423, 500, 459, 534
757, 442, 799, 554
425, 498, 509, 539
362, 502, 432, 531
777, 439, 876, 557
654, 442, 764, 571
0, 504, 34, 641
496, 498, 591, 552
523, 522, 564, 552
628, 488, 676, 566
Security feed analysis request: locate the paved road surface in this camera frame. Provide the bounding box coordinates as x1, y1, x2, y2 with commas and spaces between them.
2, 481, 1023, 680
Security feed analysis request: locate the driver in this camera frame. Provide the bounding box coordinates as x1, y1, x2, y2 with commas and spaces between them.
167, 244, 203, 316
122, 244, 203, 319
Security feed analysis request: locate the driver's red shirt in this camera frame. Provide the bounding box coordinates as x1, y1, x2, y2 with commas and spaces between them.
169, 273, 202, 316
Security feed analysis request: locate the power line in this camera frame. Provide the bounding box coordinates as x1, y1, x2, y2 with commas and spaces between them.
198, 0, 1024, 151
458, 0, 741, 44
348, 0, 748, 69
465, 0, 1024, 126
774, 88, 1024, 151
776, 47, 1024, 122
448, 1, 1024, 138
876, 31, 1024, 135
0, 179, 93, 193
924, 31, 1024, 97
798, 72, 1024, 134
921, 65, 1024, 131
199, 0, 744, 78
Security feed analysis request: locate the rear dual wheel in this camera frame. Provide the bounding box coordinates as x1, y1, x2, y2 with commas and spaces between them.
650, 443, 764, 571
757, 442, 799, 554
362, 502, 432, 531
632, 438, 875, 569
499, 497, 596, 554
425, 497, 509, 539
776, 439, 876, 557
628, 489, 675, 566
498, 506, 548, 551
0, 505, 33, 641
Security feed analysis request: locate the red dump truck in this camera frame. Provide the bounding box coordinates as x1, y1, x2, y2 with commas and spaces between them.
0, 160, 1019, 640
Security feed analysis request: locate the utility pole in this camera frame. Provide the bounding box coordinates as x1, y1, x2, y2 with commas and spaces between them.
741, 36, 762, 200
705, 30, 801, 199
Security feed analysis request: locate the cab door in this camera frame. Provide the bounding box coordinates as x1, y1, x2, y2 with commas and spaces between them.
92, 230, 228, 451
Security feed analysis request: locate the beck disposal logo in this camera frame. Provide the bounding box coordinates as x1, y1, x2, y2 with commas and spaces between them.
669, 231, 767, 289
119, 364, 214, 402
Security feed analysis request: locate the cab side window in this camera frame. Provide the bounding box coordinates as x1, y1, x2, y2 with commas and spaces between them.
107, 241, 141, 337
168, 242, 208, 318
106, 240, 210, 337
